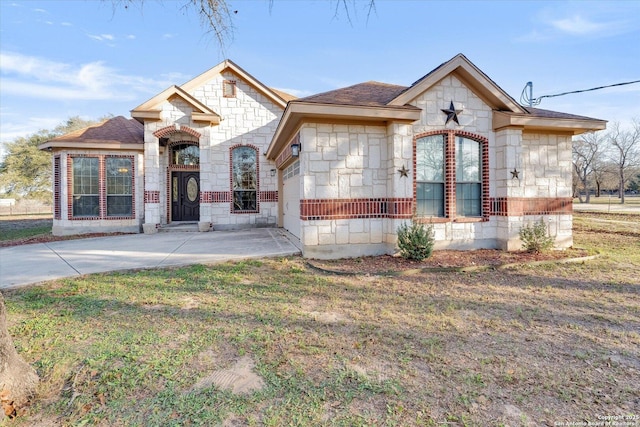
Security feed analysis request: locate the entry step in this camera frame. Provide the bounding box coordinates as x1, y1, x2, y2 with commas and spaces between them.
158, 222, 199, 232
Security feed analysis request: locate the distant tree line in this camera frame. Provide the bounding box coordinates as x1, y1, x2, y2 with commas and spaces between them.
572, 120, 640, 204
0, 116, 109, 202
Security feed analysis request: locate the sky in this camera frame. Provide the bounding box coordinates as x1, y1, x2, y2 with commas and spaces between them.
1, 0, 639, 154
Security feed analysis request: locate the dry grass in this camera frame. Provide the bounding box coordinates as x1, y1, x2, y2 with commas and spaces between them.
2, 212, 639, 426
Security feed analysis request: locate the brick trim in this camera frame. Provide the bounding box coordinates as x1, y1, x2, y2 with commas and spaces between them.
490, 197, 573, 216
153, 124, 201, 139
259, 191, 278, 203
300, 198, 413, 220
201, 191, 232, 203
53, 155, 61, 220
145, 191, 160, 203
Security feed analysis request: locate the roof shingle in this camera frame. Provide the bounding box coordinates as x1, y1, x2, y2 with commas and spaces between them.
48, 116, 144, 145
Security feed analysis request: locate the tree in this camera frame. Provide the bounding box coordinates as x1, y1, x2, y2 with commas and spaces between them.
572, 131, 604, 203
113, 0, 376, 46
0, 294, 39, 418
0, 116, 104, 202
607, 120, 640, 203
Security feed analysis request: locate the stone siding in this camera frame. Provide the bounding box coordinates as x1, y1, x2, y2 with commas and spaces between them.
143, 69, 281, 230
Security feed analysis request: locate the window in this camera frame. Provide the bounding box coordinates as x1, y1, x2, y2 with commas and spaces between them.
415, 132, 485, 220
106, 157, 132, 216
456, 137, 482, 217
171, 144, 199, 165
232, 146, 257, 212
223, 80, 236, 98
72, 157, 99, 217
416, 135, 445, 217
70, 156, 134, 219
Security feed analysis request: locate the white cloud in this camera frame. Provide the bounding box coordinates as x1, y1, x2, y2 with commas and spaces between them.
551, 15, 610, 35
0, 116, 62, 143
61, 22, 72, 27
162, 33, 176, 39
32, 8, 47, 13
88, 33, 115, 42
126, 34, 136, 40
0, 52, 175, 103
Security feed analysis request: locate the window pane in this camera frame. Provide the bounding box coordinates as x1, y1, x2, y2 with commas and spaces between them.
456, 183, 481, 217
455, 137, 482, 217
456, 137, 480, 182
416, 135, 444, 182
72, 195, 99, 217
172, 144, 200, 165
72, 158, 99, 217
232, 147, 258, 212
233, 190, 257, 211
416, 135, 445, 217
416, 182, 444, 217
106, 158, 132, 217
107, 196, 132, 216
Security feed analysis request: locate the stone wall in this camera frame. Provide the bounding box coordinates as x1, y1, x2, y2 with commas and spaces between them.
142, 69, 282, 231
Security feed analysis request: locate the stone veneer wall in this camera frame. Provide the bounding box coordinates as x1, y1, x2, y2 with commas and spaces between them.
52, 150, 144, 236
298, 123, 413, 259
143, 70, 282, 230
297, 74, 574, 256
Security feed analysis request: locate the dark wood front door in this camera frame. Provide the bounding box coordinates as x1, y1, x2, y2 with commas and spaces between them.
172, 171, 199, 221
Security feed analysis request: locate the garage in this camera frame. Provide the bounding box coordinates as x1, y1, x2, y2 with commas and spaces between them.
282, 160, 300, 239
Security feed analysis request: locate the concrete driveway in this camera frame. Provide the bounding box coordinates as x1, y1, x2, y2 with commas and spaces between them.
0, 228, 301, 290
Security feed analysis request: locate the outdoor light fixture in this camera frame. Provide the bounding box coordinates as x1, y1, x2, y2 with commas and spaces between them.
270, 169, 276, 177
291, 143, 301, 157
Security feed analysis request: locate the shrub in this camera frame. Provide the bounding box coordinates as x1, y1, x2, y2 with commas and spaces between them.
397, 221, 435, 261
519, 218, 554, 253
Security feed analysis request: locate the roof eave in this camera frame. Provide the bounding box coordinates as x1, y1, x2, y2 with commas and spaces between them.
38, 141, 145, 151
266, 102, 421, 160
493, 111, 607, 135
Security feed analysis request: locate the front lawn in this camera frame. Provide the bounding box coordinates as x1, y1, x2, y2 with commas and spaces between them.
3, 212, 639, 426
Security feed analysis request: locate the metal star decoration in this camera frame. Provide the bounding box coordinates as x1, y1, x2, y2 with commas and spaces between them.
398, 165, 410, 178
441, 101, 462, 125
510, 168, 520, 179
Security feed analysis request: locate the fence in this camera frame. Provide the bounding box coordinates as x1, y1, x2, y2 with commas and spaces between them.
0, 199, 52, 216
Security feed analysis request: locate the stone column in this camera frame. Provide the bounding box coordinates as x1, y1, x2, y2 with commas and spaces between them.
143, 134, 160, 234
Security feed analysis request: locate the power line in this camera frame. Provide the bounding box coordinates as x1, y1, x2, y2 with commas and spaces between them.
520, 80, 640, 107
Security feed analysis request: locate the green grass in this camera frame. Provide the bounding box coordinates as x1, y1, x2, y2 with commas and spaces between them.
0, 225, 51, 242
2, 213, 639, 426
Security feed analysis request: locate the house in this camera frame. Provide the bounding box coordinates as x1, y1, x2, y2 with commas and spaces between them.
40, 54, 606, 259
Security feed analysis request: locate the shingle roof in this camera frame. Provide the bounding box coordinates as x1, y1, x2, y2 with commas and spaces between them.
523, 107, 604, 122
295, 81, 604, 123
48, 116, 144, 145
298, 81, 409, 107
270, 88, 297, 103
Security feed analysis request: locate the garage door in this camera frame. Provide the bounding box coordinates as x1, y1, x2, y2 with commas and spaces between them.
282, 161, 300, 239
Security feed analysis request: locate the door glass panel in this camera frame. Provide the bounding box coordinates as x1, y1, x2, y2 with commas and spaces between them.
186, 176, 198, 202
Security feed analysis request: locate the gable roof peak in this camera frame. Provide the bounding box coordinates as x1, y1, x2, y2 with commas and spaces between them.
390, 53, 526, 113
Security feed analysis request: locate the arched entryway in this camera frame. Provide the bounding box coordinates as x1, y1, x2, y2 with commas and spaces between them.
169, 142, 200, 221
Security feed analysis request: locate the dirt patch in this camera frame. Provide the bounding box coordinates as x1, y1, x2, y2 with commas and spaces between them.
308, 248, 590, 275
189, 356, 265, 395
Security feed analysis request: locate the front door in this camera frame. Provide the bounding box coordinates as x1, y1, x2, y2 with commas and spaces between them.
172, 171, 199, 221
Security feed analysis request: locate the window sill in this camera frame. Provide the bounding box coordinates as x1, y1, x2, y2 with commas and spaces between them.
453, 217, 484, 223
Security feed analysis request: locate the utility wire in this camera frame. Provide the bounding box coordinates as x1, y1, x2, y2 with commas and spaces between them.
520, 79, 640, 107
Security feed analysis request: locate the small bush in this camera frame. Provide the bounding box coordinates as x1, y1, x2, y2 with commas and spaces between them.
519, 218, 554, 253
397, 221, 435, 261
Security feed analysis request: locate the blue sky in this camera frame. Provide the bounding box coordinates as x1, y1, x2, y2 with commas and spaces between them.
1, 0, 639, 150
